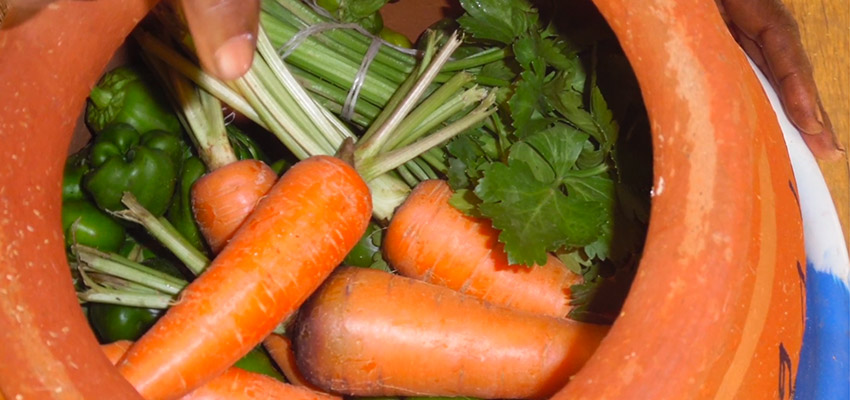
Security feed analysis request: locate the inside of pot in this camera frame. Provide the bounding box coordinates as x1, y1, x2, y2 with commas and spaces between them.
63, 0, 654, 397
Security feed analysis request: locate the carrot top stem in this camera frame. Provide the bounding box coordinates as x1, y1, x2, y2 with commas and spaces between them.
145, 23, 487, 220
358, 92, 498, 181
382, 71, 475, 150
168, 69, 237, 171
140, 39, 238, 171
356, 32, 438, 145
113, 192, 209, 275
78, 288, 174, 309
135, 31, 262, 126
255, 28, 351, 149
233, 71, 314, 159
73, 245, 188, 295
354, 32, 463, 162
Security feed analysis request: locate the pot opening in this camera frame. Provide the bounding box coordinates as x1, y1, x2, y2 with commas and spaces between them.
65, 0, 653, 396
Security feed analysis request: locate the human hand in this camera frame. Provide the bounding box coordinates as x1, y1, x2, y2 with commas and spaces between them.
716, 0, 844, 161
179, 0, 260, 81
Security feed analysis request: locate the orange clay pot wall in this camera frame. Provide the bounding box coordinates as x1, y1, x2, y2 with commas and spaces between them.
0, 0, 804, 399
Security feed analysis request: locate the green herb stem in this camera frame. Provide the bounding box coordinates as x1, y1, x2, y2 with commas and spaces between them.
135, 31, 262, 126
233, 71, 314, 159
79, 288, 175, 309
257, 28, 353, 149
74, 245, 188, 295
264, 0, 416, 70
260, 16, 399, 107
443, 47, 510, 71
355, 33, 463, 162
383, 72, 473, 151
359, 91, 497, 181
165, 67, 238, 170
113, 193, 210, 275
290, 66, 380, 124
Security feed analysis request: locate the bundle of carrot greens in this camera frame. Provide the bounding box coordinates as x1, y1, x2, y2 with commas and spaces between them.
65, 0, 652, 398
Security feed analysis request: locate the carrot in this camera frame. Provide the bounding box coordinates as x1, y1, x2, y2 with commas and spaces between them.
149, 58, 279, 255
117, 155, 372, 400
263, 333, 317, 389
384, 179, 583, 318
102, 340, 134, 364
191, 159, 278, 253
293, 266, 608, 399
101, 341, 340, 400
182, 368, 341, 400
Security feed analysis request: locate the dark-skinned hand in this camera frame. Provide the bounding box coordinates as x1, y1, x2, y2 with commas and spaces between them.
716, 0, 844, 160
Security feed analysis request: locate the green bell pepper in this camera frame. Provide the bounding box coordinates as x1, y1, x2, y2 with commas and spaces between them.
84, 123, 181, 216
379, 27, 413, 49
315, 0, 386, 34
86, 66, 182, 135
166, 156, 207, 252
87, 257, 182, 342
88, 302, 162, 343
233, 347, 286, 382
61, 199, 126, 252
63, 149, 90, 201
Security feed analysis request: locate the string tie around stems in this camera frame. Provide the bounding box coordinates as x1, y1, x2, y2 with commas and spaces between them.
276, 18, 420, 123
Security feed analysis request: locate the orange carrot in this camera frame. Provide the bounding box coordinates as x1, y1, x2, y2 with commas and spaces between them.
181, 368, 341, 400
384, 179, 582, 318
101, 342, 340, 400
293, 267, 608, 399
191, 159, 278, 253
102, 340, 134, 364
263, 333, 316, 389
117, 155, 372, 400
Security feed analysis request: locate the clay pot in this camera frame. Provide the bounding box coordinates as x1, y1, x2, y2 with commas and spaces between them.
0, 0, 805, 399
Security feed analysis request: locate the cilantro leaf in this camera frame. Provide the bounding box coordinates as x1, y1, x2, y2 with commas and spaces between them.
474, 128, 606, 266
513, 30, 576, 71
445, 129, 500, 191
567, 261, 637, 324
479, 59, 519, 84
590, 84, 619, 153
457, 0, 537, 44
508, 59, 554, 138
448, 188, 482, 216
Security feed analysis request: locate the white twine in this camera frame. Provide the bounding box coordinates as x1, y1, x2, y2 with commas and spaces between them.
342, 36, 382, 121
277, 2, 422, 121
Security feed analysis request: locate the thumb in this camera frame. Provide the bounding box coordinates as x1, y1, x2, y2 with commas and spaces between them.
180, 0, 259, 81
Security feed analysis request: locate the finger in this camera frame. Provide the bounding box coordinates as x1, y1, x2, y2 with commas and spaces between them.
739, 35, 843, 162
799, 107, 845, 161
728, 24, 770, 82
180, 0, 259, 81
719, 0, 825, 135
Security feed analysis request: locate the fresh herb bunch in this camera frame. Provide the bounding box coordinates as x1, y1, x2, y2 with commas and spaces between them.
443, 0, 652, 322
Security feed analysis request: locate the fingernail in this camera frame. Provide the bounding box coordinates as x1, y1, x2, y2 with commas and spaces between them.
213, 33, 255, 81
800, 106, 825, 135
815, 105, 825, 124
